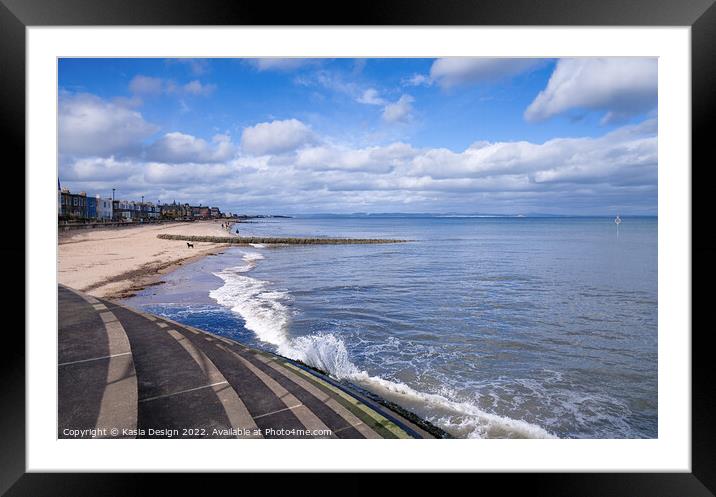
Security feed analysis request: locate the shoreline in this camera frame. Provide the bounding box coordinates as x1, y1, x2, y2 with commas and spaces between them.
58, 217, 409, 300
58, 220, 233, 299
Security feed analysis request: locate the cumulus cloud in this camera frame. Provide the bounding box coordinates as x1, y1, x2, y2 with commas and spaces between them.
146, 132, 235, 163
60, 110, 657, 215
129, 75, 216, 97
112, 95, 143, 108
180, 80, 216, 96
357, 88, 386, 105
382, 95, 414, 123
240, 119, 316, 155
129, 75, 164, 95
143, 162, 235, 184
403, 73, 431, 87
295, 142, 416, 173
524, 58, 657, 123
429, 58, 543, 88
59, 93, 159, 157
410, 119, 657, 186
61, 156, 139, 182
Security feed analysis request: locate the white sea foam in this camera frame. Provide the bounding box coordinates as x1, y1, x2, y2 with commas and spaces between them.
209, 250, 556, 439
249, 243, 266, 248
242, 252, 265, 262
346, 372, 556, 439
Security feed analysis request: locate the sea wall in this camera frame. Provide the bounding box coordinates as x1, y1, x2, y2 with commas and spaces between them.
59, 221, 168, 232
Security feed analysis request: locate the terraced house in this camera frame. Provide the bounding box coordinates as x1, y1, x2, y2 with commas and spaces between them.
59, 189, 87, 220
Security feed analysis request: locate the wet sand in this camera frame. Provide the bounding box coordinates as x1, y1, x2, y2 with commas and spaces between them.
58, 221, 232, 299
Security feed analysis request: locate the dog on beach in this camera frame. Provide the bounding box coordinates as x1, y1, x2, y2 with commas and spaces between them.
186, 242, 194, 248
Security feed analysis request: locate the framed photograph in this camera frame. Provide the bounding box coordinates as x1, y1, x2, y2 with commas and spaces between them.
4, 0, 714, 494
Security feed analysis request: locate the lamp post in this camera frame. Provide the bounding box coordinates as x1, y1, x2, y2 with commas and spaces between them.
112, 188, 115, 201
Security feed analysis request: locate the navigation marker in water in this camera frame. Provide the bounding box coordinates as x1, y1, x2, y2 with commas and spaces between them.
615, 214, 622, 238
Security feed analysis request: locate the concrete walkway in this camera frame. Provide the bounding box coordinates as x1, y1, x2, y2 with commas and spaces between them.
58, 285, 435, 439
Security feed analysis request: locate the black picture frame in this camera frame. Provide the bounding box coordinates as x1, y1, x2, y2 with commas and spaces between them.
2, 0, 713, 494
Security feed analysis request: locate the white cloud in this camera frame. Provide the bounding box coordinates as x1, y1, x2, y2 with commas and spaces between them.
129, 75, 164, 95
409, 119, 657, 186
524, 58, 657, 123
295, 70, 358, 99
357, 88, 386, 105
403, 73, 432, 87
295, 142, 416, 173
143, 162, 234, 184
147, 132, 235, 163
129, 75, 217, 97
382, 95, 414, 123
240, 119, 316, 155
61, 116, 657, 215
429, 58, 543, 88
296, 71, 393, 111
62, 156, 139, 181
59, 93, 159, 157
181, 80, 216, 96
112, 95, 143, 108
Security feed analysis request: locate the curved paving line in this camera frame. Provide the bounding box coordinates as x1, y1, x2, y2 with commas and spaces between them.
216, 343, 378, 438
220, 341, 410, 439
197, 328, 410, 438
59, 285, 138, 438
231, 344, 413, 439
279, 361, 412, 439
105, 304, 420, 439
149, 316, 386, 438
217, 345, 336, 439
112, 308, 310, 436
163, 328, 261, 438
259, 357, 381, 439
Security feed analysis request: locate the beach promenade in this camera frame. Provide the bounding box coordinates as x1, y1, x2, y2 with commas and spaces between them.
58, 284, 435, 439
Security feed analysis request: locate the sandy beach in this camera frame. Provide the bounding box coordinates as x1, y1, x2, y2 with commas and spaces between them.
58, 221, 231, 299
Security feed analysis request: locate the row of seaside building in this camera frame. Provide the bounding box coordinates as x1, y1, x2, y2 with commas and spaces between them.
59, 188, 233, 222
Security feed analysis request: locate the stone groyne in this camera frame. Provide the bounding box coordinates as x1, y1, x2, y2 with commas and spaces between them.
157, 234, 410, 245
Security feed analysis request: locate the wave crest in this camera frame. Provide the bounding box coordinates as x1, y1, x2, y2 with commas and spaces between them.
209, 250, 555, 439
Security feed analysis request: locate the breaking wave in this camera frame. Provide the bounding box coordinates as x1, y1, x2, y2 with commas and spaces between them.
208, 250, 555, 439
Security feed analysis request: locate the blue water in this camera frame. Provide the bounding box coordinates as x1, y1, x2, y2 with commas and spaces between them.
124, 216, 657, 439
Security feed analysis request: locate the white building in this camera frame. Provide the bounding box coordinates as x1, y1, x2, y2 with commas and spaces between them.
113, 200, 133, 220
96, 196, 113, 221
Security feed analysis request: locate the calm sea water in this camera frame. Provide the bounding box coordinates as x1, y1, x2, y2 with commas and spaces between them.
124, 216, 657, 439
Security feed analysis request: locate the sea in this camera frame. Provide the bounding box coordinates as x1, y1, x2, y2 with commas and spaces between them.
123, 215, 658, 439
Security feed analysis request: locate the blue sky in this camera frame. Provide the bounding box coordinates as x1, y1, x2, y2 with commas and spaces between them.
58, 57, 657, 215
